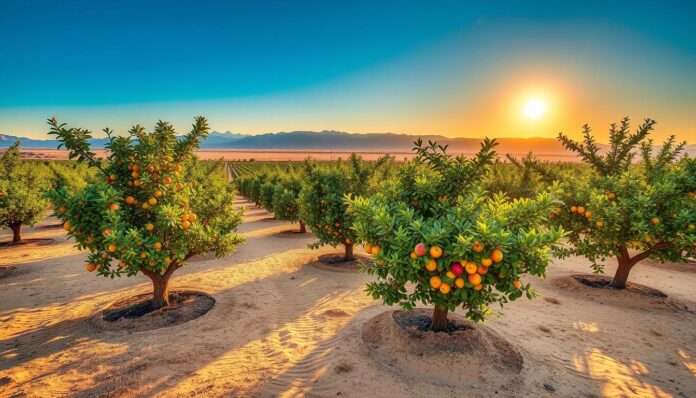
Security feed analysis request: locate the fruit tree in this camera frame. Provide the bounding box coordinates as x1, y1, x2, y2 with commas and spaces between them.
46, 117, 243, 308
0, 142, 52, 243
271, 168, 307, 232
554, 118, 695, 288
299, 154, 392, 262
347, 139, 564, 331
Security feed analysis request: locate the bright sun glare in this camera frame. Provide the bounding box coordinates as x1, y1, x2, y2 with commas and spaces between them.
524, 99, 545, 120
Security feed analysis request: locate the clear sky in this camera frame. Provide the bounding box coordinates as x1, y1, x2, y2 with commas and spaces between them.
1, 0, 695, 142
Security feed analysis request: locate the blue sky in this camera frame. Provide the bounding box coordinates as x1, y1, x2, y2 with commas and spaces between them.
1, 0, 695, 141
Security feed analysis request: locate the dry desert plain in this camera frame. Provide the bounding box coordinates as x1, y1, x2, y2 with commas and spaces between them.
1, 198, 696, 397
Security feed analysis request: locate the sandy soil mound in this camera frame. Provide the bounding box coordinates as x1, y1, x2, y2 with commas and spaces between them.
310, 253, 372, 273
90, 290, 215, 332
362, 309, 524, 390
551, 274, 692, 312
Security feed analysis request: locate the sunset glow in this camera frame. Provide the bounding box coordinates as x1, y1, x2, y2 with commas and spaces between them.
524, 99, 546, 120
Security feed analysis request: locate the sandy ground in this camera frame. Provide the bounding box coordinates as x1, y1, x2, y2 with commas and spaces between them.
1, 201, 696, 397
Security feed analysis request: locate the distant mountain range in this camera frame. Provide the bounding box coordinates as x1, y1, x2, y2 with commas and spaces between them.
1, 130, 694, 157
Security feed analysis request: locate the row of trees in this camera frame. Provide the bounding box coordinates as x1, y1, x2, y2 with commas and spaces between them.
233, 118, 695, 331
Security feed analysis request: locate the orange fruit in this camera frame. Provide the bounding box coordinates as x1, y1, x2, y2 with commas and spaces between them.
472, 241, 484, 252
439, 283, 451, 294
109, 203, 119, 211
145, 223, 154, 231
103, 228, 112, 236
650, 217, 660, 225
125, 196, 135, 205
477, 266, 489, 275
133, 179, 141, 187
86, 263, 97, 272
182, 214, 190, 222
409, 251, 418, 260
364, 243, 373, 254
513, 280, 522, 289
429, 276, 442, 289
480, 258, 493, 267
142, 202, 150, 209
174, 164, 182, 172
148, 197, 157, 205
468, 273, 482, 286
153, 242, 162, 250
164, 176, 172, 185
607, 192, 617, 200
454, 277, 465, 289
188, 214, 197, 222
63, 221, 72, 231
165, 256, 172, 263
570, 206, 577, 213
132, 164, 140, 172
464, 261, 477, 274
372, 245, 381, 255
429, 246, 443, 259
584, 211, 592, 218
118, 260, 126, 268
490, 249, 504, 263
140, 252, 148, 259
155, 190, 162, 197
182, 220, 191, 230
577, 206, 585, 214
107, 243, 117, 253
473, 284, 483, 291
425, 259, 437, 271
131, 171, 140, 179
445, 271, 456, 280
176, 182, 184, 190
58, 206, 66, 213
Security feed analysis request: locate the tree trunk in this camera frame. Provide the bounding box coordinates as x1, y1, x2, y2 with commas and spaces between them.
610, 256, 633, 289
147, 272, 172, 308
431, 306, 449, 332
344, 243, 354, 262
9, 223, 22, 243
299, 221, 306, 233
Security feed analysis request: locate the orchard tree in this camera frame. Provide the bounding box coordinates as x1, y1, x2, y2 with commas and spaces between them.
272, 169, 307, 233
347, 139, 564, 331
0, 142, 51, 243
300, 154, 391, 262
554, 118, 695, 288
47, 117, 243, 308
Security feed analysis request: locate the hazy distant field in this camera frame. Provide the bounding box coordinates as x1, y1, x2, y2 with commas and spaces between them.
9, 148, 587, 162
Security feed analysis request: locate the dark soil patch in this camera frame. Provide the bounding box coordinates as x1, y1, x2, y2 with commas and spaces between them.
271, 229, 312, 238
362, 309, 524, 389
91, 290, 215, 332
311, 253, 373, 273
0, 238, 55, 247
572, 274, 667, 298
393, 310, 470, 334
260, 216, 278, 222
39, 223, 63, 229
0, 266, 16, 279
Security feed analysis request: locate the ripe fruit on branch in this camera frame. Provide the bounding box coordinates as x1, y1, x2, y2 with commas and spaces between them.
429, 246, 443, 259
414, 243, 427, 256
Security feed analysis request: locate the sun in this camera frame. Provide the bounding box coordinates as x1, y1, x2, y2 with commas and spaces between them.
524, 99, 545, 119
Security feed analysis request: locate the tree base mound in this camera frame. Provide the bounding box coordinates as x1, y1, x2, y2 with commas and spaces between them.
310, 253, 373, 273
362, 309, 524, 389
271, 229, 312, 238
0, 238, 54, 247
91, 290, 215, 332
0, 266, 16, 279
551, 274, 691, 312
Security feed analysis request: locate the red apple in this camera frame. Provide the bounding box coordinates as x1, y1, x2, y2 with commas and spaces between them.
414, 243, 427, 257
450, 262, 464, 276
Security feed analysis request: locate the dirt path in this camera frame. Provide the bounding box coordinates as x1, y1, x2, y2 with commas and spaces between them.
1, 201, 695, 397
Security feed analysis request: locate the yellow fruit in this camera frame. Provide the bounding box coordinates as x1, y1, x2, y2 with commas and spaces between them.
490, 249, 504, 263
430, 276, 442, 289
468, 273, 481, 286
445, 271, 456, 280
148, 198, 157, 205
429, 246, 443, 259
145, 223, 154, 231
596, 220, 604, 228
165, 256, 172, 263
455, 277, 465, 289
607, 192, 617, 200
570, 206, 577, 213
480, 258, 493, 267
409, 251, 418, 260
464, 261, 477, 274
63, 221, 72, 231
439, 283, 451, 294
142, 202, 150, 209
86, 263, 97, 272
425, 259, 437, 272
688, 224, 695, 230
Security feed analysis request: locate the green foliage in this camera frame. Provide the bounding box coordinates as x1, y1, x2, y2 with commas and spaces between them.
46, 117, 243, 306
347, 140, 564, 322
553, 119, 695, 285
0, 142, 52, 242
